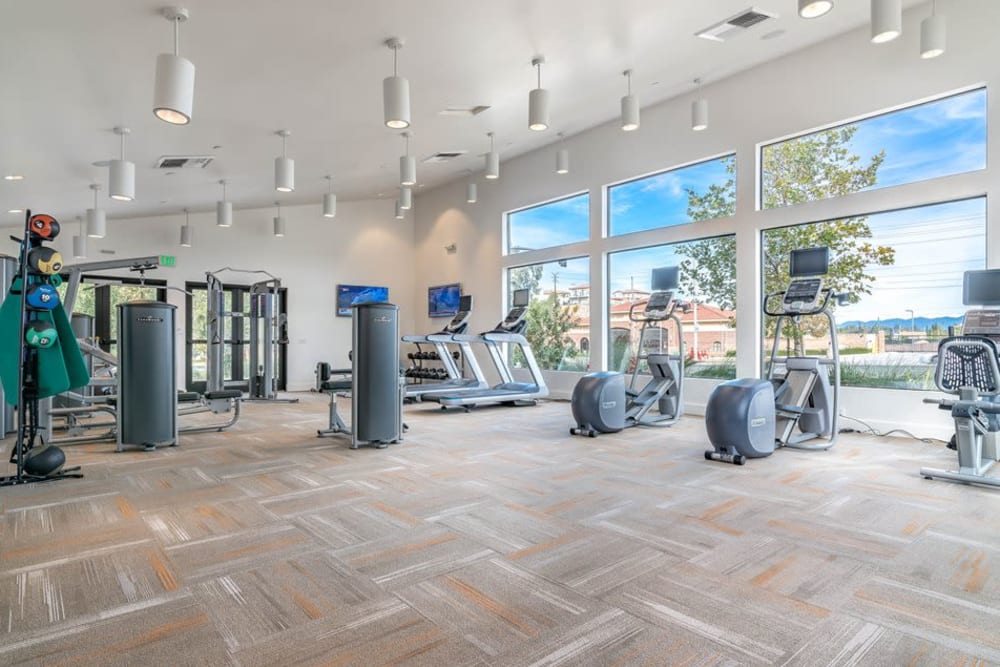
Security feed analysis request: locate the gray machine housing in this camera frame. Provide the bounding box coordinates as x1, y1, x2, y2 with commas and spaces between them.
570, 372, 626, 435
117, 301, 177, 451
704, 379, 777, 464
350, 302, 403, 449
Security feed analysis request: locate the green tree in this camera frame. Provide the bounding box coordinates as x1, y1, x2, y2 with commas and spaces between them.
677, 125, 895, 350
520, 294, 577, 370
509, 264, 544, 296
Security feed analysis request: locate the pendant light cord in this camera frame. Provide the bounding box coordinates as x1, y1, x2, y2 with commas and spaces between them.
173, 16, 180, 56
627, 71, 632, 96
536, 62, 541, 89
120, 131, 126, 160
392, 44, 398, 76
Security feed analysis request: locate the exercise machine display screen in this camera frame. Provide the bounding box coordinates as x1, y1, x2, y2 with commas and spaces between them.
790, 247, 829, 277
651, 266, 679, 292
963, 269, 1000, 306
963, 310, 1000, 338
512, 288, 529, 308
446, 295, 474, 331
459, 295, 472, 312
783, 278, 823, 310
644, 291, 674, 317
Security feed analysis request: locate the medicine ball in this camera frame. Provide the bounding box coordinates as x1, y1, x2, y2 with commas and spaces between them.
25, 320, 58, 348
24, 445, 66, 476
28, 247, 63, 274
28, 214, 60, 241
26, 283, 59, 310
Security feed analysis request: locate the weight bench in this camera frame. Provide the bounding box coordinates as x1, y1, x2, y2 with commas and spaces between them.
178, 389, 243, 433
317, 369, 352, 438
922, 336, 1000, 489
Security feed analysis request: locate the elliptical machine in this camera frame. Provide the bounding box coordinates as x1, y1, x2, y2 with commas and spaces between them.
570, 266, 686, 436
705, 247, 844, 464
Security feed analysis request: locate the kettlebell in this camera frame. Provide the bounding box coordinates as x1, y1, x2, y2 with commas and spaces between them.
25, 283, 59, 310
28, 247, 63, 275
25, 320, 58, 348
28, 214, 61, 241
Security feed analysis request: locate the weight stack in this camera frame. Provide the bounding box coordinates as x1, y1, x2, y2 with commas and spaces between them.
351, 302, 402, 447
117, 301, 177, 451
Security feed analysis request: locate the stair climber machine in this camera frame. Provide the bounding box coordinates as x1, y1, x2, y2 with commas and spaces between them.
402, 295, 488, 402
434, 288, 548, 410
570, 266, 687, 437
920, 269, 1000, 489
705, 247, 846, 465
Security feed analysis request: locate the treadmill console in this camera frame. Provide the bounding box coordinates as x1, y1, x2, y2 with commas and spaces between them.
444, 295, 474, 334
643, 291, 675, 320
503, 306, 527, 329
963, 309, 1000, 340
783, 278, 823, 312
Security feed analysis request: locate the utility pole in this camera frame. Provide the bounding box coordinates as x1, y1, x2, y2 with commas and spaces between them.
906, 309, 914, 335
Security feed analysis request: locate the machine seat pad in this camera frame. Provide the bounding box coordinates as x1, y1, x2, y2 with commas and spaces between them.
322, 379, 352, 392
178, 392, 201, 403
204, 390, 242, 400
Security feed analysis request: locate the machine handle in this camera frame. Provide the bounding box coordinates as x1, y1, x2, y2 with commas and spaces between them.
762, 288, 834, 318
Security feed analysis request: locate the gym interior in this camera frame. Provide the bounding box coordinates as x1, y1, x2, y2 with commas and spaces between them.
1, 1, 998, 664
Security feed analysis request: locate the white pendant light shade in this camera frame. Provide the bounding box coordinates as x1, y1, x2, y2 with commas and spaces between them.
394, 200, 404, 219
86, 184, 105, 238
920, 11, 946, 59
556, 148, 569, 175
179, 225, 192, 247
153, 7, 195, 124
620, 70, 639, 131
798, 0, 833, 19
273, 216, 285, 237
466, 182, 477, 204
528, 88, 550, 132
485, 132, 499, 179
871, 0, 902, 43
109, 159, 135, 201
216, 201, 232, 227
383, 38, 410, 129
400, 155, 416, 186
73, 234, 87, 259
692, 98, 709, 132
399, 187, 412, 210
153, 53, 195, 124
274, 157, 294, 192
323, 193, 337, 218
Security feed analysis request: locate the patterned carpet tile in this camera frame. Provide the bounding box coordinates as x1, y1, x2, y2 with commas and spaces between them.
143, 498, 278, 547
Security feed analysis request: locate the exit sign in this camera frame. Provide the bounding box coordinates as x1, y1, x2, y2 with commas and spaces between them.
159, 255, 176, 267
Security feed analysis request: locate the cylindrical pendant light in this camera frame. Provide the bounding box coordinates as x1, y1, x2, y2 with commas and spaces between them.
399, 187, 413, 210
86, 183, 106, 238
871, 0, 902, 43
109, 127, 135, 201
621, 69, 640, 132
179, 209, 193, 247
273, 202, 285, 237
485, 132, 499, 180
153, 7, 195, 124
73, 216, 87, 259
383, 37, 410, 129
920, 2, 945, 59
691, 79, 708, 132
555, 133, 569, 175
323, 175, 337, 218
466, 181, 477, 204
216, 179, 232, 227
798, 0, 833, 19
274, 130, 294, 192
394, 200, 405, 219
528, 56, 550, 131
400, 131, 416, 186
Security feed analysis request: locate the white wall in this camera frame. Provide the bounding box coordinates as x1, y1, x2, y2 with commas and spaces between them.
46, 198, 414, 392
412, 0, 998, 439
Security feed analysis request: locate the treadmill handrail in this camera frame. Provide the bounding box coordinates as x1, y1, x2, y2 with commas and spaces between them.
452, 333, 484, 342
483, 332, 528, 344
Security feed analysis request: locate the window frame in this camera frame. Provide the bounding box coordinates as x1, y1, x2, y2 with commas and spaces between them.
504, 190, 591, 256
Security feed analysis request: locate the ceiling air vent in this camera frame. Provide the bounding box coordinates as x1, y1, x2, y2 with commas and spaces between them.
438, 106, 491, 117
422, 151, 467, 164
155, 155, 214, 169
696, 7, 777, 42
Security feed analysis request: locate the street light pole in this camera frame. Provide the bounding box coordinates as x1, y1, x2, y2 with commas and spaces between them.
906, 309, 914, 334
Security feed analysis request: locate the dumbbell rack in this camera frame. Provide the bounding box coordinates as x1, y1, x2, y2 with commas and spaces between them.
1, 210, 82, 487
405, 344, 463, 384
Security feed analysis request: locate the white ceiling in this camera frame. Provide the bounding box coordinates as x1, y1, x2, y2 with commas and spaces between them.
0, 0, 926, 224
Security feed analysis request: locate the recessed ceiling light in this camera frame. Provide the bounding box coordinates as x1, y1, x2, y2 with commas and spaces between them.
4, 174, 24, 181
8, 208, 23, 213
798, 0, 833, 19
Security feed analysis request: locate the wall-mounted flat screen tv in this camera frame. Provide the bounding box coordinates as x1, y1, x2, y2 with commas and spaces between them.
428, 283, 462, 318
336, 284, 389, 316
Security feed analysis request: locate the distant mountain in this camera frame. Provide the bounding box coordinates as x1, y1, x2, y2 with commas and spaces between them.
838, 316, 964, 331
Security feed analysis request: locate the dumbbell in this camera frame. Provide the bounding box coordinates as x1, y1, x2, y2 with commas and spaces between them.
28, 214, 60, 241
25, 320, 58, 348
28, 247, 63, 275
26, 283, 59, 310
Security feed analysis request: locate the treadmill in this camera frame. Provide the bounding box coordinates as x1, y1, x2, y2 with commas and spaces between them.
436, 288, 549, 410
402, 295, 488, 401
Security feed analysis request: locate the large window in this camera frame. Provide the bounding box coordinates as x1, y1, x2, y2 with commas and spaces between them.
761, 88, 986, 209
507, 193, 589, 254
608, 236, 737, 379
608, 155, 736, 237
762, 198, 986, 390
506, 257, 590, 371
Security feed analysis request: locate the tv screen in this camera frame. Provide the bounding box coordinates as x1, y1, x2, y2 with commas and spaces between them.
964, 269, 1000, 306
428, 283, 462, 318
651, 266, 679, 292
512, 288, 530, 307
336, 284, 389, 316
790, 247, 829, 277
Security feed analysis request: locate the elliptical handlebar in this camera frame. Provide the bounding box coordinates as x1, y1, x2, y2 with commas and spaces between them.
628, 293, 680, 323
763, 288, 835, 318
